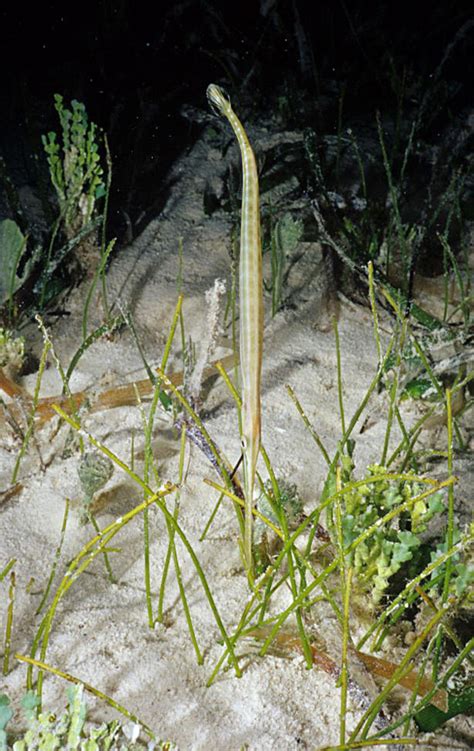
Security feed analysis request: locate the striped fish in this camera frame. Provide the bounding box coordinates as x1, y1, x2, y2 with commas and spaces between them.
207, 84, 263, 576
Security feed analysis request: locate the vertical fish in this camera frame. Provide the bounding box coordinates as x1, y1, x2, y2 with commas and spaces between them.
207, 84, 263, 576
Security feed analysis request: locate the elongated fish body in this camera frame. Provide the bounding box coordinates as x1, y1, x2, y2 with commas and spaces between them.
207, 84, 263, 574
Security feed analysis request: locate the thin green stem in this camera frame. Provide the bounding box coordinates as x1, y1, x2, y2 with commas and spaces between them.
38, 407, 240, 684
261, 446, 313, 668
2, 570, 15, 675
357, 531, 465, 653
349, 600, 451, 742
15, 653, 156, 739
380, 319, 407, 465
87, 511, 116, 583
100, 134, 113, 321
11, 337, 51, 483
334, 318, 346, 437
81, 239, 116, 339
367, 261, 382, 363
0, 559, 16, 581
372, 638, 474, 742
334, 471, 351, 746
286, 384, 330, 466
433, 388, 456, 679
36, 499, 70, 614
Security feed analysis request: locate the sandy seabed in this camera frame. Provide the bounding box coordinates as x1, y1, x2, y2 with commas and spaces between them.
1, 124, 472, 751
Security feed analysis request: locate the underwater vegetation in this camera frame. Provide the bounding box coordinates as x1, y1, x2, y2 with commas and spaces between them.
0, 684, 174, 750
0, 95, 113, 338
0, 35, 473, 748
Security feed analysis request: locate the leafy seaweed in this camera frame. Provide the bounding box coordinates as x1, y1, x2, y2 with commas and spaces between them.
340, 463, 445, 603
0, 685, 175, 750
